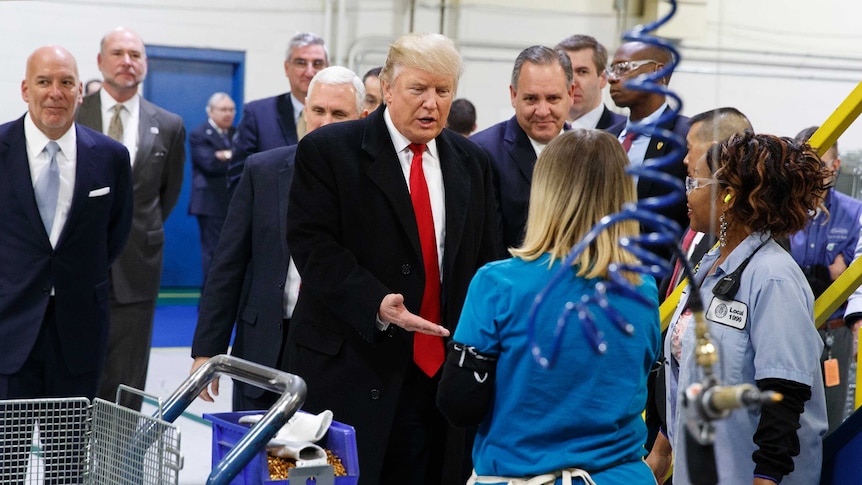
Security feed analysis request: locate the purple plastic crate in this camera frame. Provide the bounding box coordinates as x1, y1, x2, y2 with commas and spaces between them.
203, 410, 359, 485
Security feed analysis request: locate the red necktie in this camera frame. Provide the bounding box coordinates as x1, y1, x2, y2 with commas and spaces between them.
666, 228, 697, 299
408, 143, 445, 377
621, 131, 639, 152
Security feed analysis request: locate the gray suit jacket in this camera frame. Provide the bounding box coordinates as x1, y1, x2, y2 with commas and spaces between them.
76, 92, 186, 303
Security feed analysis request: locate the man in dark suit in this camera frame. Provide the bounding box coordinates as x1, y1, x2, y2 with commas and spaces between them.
471, 45, 574, 254
76, 27, 186, 410
286, 33, 499, 485
0, 46, 133, 483
607, 41, 691, 239
189, 66, 368, 412
0, 44, 132, 400
555, 34, 626, 130
227, 32, 329, 191
188, 92, 236, 289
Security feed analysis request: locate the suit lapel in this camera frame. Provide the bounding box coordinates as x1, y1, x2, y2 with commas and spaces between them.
363, 110, 423, 261
643, 106, 674, 161
208, 125, 230, 150
505, 117, 537, 184
437, 132, 469, 281
276, 93, 298, 145
135, 98, 158, 172
638, 106, 676, 194
3, 118, 47, 239
57, 126, 96, 247
278, 150, 294, 261
77, 93, 103, 130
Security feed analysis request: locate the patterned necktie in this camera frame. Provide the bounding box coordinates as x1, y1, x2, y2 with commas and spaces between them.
408, 143, 445, 377
36, 141, 61, 234
108, 104, 124, 142
621, 131, 639, 152
296, 109, 307, 140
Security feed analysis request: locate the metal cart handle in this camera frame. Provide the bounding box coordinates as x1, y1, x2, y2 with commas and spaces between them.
159, 354, 307, 485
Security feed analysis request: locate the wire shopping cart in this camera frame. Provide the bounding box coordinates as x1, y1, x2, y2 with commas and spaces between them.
0, 395, 182, 484
0, 355, 308, 485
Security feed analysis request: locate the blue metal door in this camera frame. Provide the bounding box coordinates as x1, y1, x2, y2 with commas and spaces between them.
143, 46, 245, 289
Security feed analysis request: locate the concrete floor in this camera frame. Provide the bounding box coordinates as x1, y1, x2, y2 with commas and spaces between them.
144, 347, 235, 484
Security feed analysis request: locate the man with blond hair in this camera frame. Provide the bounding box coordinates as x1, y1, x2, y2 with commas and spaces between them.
286, 33, 499, 485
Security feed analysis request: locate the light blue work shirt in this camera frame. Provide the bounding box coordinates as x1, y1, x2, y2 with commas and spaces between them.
665, 232, 828, 484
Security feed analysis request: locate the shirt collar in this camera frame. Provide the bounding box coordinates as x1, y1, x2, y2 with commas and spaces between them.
570, 102, 605, 130
383, 107, 440, 160
525, 126, 565, 158
713, 231, 773, 277
623, 101, 668, 136
290, 92, 304, 121
23, 112, 76, 159
208, 118, 224, 134
99, 88, 140, 114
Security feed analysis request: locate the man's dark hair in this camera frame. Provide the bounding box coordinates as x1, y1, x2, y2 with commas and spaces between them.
555, 34, 608, 75
795, 125, 838, 153
363, 66, 382, 82
447, 98, 477, 136
511, 45, 573, 89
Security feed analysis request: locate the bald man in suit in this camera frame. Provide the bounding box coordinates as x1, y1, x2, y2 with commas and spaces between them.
76, 27, 185, 410
0, 45, 132, 482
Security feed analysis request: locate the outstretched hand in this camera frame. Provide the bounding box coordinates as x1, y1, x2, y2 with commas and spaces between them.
378, 293, 450, 337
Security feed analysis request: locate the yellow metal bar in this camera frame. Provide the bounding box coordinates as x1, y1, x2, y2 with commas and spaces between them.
806, 81, 862, 157
857, 325, 861, 410
815, 255, 862, 326
660, 279, 686, 332
811, 81, 862, 325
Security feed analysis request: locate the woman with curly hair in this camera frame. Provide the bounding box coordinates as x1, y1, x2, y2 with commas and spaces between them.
649, 132, 831, 484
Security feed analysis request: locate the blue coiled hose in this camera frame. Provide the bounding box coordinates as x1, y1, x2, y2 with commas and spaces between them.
528, 0, 689, 367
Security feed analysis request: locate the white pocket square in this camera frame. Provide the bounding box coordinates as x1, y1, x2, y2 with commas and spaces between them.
88, 187, 110, 197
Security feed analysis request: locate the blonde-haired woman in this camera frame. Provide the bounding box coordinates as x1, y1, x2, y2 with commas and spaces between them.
438, 129, 660, 484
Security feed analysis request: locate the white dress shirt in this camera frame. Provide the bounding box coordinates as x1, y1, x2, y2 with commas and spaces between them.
283, 258, 301, 319
620, 101, 668, 183
24, 113, 76, 248
99, 89, 140, 165
290, 92, 304, 124
383, 108, 446, 273
570, 102, 605, 130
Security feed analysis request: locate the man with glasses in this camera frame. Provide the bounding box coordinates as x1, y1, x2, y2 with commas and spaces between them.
607, 41, 691, 246
228, 32, 329, 191
188, 92, 236, 290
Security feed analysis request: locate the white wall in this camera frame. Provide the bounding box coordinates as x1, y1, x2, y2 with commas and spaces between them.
1, 0, 861, 150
